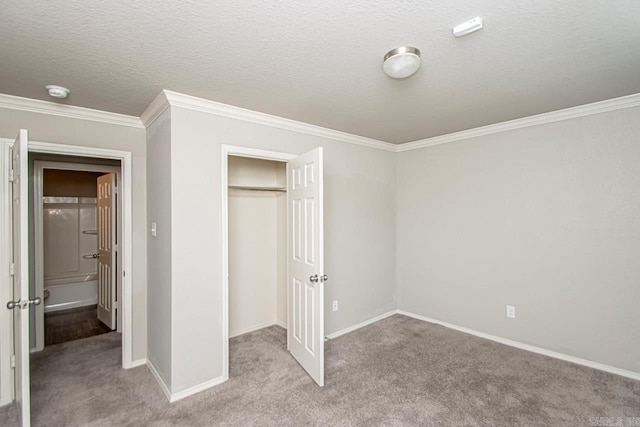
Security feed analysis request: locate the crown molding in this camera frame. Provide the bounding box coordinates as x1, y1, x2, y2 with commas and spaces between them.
397, 93, 640, 152
140, 90, 170, 127
5, 89, 638, 154
160, 90, 397, 152
0, 93, 144, 129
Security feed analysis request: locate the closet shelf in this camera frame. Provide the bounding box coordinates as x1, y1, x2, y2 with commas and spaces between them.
228, 185, 286, 193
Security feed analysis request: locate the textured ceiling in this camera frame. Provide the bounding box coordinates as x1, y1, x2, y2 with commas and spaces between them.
1, 1, 639, 143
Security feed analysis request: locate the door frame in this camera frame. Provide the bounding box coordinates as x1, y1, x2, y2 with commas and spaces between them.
0, 139, 135, 405
33, 161, 122, 352
28, 141, 133, 370
0, 140, 13, 405
220, 145, 296, 381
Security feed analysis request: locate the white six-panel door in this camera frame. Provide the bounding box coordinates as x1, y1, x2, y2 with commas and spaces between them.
97, 173, 116, 330
10, 130, 31, 426
287, 147, 325, 386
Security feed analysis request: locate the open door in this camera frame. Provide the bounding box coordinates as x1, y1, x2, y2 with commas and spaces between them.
97, 173, 116, 330
8, 130, 32, 426
286, 147, 325, 386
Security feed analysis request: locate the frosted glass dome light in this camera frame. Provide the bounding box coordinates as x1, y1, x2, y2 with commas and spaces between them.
383, 47, 421, 79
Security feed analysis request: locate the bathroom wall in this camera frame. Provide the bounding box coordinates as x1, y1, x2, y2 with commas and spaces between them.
42, 169, 102, 312
43, 169, 102, 197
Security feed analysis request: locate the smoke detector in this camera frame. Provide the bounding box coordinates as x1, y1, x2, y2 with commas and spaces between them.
45, 85, 70, 99
453, 17, 483, 38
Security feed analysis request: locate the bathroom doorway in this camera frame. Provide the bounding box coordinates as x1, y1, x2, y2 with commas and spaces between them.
31, 157, 122, 351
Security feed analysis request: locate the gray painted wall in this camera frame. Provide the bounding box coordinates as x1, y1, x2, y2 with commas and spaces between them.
146, 108, 173, 388
396, 106, 640, 373
0, 108, 148, 361
153, 105, 397, 392
3, 92, 638, 404
0, 106, 148, 404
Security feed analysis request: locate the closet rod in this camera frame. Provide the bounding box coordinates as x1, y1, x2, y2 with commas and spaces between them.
228, 185, 286, 193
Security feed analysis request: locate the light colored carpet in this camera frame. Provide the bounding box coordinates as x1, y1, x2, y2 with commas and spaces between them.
1, 314, 639, 426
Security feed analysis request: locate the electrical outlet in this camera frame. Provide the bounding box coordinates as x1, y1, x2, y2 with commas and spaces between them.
506, 305, 516, 319
332, 300, 338, 312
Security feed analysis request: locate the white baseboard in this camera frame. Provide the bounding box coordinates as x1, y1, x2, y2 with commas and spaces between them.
147, 360, 172, 402
128, 358, 147, 369
275, 320, 287, 329
170, 376, 226, 403
396, 310, 640, 382
147, 359, 227, 402
230, 320, 281, 338
326, 310, 397, 340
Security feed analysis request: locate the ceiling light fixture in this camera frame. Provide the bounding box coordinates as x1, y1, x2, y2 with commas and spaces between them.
45, 85, 70, 99
383, 46, 421, 79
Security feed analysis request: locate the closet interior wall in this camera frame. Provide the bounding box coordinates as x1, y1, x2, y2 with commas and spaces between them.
228, 156, 287, 337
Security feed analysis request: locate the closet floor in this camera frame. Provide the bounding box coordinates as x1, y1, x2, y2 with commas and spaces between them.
44, 305, 112, 346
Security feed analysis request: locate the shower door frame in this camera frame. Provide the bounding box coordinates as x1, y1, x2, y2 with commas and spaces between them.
33, 160, 122, 352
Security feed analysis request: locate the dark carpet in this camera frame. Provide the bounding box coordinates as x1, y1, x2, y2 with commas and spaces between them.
1, 314, 638, 426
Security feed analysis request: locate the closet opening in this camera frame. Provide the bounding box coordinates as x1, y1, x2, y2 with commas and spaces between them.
228, 157, 287, 329
222, 144, 326, 386
222, 146, 297, 381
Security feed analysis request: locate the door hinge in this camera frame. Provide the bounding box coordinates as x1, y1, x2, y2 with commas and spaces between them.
10, 355, 15, 368
9, 263, 15, 276
122, 270, 125, 277
9, 169, 14, 182
114, 243, 118, 252
114, 186, 118, 194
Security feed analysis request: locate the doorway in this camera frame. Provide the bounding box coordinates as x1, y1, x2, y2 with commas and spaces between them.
25, 140, 135, 370
227, 155, 287, 338
32, 160, 122, 351
221, 145, 326, 387
0, 132, 136, 426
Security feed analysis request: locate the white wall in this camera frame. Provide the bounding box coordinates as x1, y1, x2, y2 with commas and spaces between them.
228, 192, 278, 335
276, 194, 287, 326
146, 108, 173, 388
0, 105, 147, 404
42, 197, 98, 312
228, 155, 284, 187
396, 106, 640, 374
228, 156, 285, 337
157, 105, 397, 393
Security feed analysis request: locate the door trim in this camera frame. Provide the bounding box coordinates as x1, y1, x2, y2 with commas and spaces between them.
0, 141, 13, 405
220, 145, 296, 381
28, 142, 133, 369
33, 161, 121, 352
